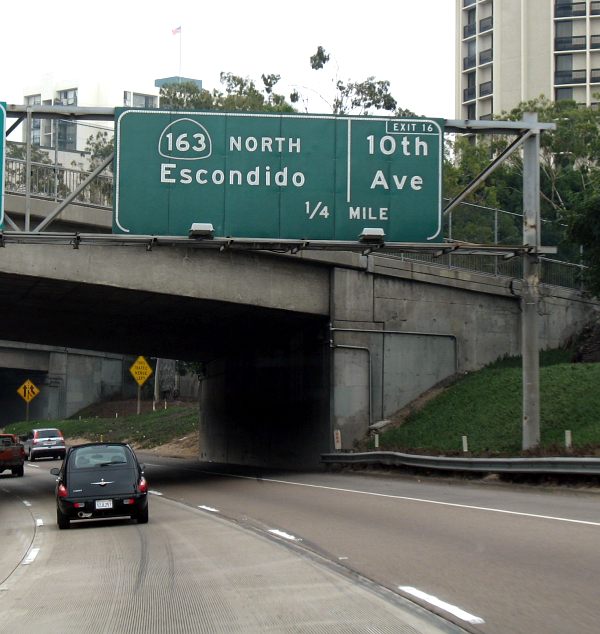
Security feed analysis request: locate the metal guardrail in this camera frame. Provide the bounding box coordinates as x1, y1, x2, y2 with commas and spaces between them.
5, 157, 112, 208
321, 452, 600, 475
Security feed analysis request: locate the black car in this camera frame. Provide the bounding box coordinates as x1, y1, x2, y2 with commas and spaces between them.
50, 443, 148, 529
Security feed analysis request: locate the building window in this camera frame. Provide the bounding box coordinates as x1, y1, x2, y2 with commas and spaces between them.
464, 8, 477, 37
556, 54, 573, 71
56, 88, 78, 106
467, 103, 476, 119
57, 120, 77, 151
555, 87, 574, 101
24, 94, 42, 145
124, 91, 158, 108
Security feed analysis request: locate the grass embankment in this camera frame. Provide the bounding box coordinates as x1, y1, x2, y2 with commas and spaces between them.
4, 404, 198, 449
376, 349, 600, 456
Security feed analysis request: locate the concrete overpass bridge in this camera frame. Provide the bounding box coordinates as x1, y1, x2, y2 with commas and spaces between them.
0, 236, 596, 467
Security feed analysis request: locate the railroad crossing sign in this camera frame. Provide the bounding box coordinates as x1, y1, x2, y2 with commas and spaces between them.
114, 109, 443, 242
129, 356, 153, 386
17, 379, 40, 403
1, 101, 5, 231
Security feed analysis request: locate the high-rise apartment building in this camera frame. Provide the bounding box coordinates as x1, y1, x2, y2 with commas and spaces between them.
456, 0, 600, 119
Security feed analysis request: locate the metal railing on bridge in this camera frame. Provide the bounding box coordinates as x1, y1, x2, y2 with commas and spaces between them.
5, 157, 112, 209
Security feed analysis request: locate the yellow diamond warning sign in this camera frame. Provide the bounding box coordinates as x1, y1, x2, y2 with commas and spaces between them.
17, 379, 40, 403
129, 356, 153, 386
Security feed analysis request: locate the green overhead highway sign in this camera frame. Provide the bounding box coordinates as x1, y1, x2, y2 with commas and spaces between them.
1, 102, 5, 231
114, 109, 443, 242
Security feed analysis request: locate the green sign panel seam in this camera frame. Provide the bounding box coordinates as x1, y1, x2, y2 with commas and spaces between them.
114, 109, 443, 242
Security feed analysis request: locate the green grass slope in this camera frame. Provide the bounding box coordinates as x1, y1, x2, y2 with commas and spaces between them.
377, 352, 600, 456
4, 404, 198, 449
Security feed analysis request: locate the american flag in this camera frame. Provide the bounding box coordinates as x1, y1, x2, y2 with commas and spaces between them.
172, 26, 181, 35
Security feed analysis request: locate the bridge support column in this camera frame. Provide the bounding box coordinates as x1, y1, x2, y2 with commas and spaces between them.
329, 266, 458, 452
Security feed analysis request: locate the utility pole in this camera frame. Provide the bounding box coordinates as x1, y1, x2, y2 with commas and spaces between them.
521, 112, 541, 450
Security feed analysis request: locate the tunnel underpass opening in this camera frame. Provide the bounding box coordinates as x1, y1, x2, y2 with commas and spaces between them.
200, 317, 331, 470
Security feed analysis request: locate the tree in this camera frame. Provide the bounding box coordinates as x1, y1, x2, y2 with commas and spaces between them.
84, 131, 114, 206
569, 188, 600, 295
307, 45, 404, 116
159, 74, 295, 113
443, 97, 600, 263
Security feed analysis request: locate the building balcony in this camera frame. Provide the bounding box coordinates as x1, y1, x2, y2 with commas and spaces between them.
554, 69, 587, 84
463, 22, 477, 38
463, 86, 476, 102
554, 2, 586, 18
463, 55, 477, 70
479, 48, 493, 65
590, 68, 600, 83
479, 16, 493, 33
555, 35, 586, 50
479, 81, 493, 97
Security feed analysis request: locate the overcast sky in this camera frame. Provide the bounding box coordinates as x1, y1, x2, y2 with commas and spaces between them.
1, 0, 455, 118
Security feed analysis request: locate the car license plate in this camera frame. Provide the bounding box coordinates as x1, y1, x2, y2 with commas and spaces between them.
95, 499, 113, 510
45, 441, 56, 445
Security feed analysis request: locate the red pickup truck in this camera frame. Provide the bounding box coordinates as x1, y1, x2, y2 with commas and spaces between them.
0, 434, 25, 477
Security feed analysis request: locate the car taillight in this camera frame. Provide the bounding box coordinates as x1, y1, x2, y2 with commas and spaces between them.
57, 484, 68, 498
137, 477, 148, 494
33, 438, 39, 445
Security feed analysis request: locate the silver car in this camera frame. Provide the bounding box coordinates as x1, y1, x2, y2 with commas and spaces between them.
23, 428, 66, 461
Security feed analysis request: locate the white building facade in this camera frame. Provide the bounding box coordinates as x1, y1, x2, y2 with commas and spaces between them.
22, 76, 159, 153
456, 0, 600, 119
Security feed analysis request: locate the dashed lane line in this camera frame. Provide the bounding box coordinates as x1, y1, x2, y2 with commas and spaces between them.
399, 586, 485, 625
22, 548, 40, 566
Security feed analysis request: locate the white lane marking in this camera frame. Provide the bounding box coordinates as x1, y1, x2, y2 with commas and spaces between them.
36, 519, 44, 527
22, 501, 32, 507
148, 490, 163, 496
399, 586, 485, 625
206, 471, 600, 528
25, 464, 39, 469
269, 529, 301, 542
22, 548, 40, 565
198, 505, 219, 513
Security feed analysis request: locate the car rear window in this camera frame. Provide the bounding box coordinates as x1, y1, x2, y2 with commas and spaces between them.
70, 446, 131, 469
36, 429, 63, 439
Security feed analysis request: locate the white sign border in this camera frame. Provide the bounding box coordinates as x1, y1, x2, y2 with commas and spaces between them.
114, 110, 443, 241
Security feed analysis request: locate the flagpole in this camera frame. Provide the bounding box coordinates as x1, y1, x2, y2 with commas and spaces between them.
179, 28, 182, 81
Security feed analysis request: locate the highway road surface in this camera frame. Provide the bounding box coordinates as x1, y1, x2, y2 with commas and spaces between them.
2, 455, 600, 633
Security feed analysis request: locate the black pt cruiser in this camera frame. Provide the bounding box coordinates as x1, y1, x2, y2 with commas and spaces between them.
51, 442, 149, 529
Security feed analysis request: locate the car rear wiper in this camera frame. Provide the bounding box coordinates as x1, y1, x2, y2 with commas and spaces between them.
98, 460, 127, 466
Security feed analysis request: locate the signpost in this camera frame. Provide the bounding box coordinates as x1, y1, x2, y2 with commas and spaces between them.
1, 101, 5, 231
114, 110, 443, 242
17, 379, 40, 422
129, 356, 153, 415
